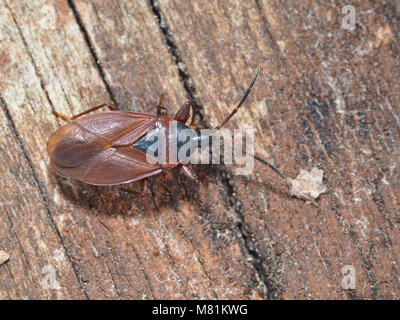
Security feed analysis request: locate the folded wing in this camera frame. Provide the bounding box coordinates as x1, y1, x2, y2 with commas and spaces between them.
52, 146, 162, 186
48, 111, 162, 185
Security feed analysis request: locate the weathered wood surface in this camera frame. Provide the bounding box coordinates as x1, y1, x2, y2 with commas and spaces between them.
0, 0, 399, 299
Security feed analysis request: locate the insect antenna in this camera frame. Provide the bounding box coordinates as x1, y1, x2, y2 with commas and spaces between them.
214, 66, 286, 181
251, 154, 285, 180
215, 66, 260, 130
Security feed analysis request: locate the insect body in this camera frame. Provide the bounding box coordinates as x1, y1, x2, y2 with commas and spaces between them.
47, 67, 284, 192
47, 106, 199, 188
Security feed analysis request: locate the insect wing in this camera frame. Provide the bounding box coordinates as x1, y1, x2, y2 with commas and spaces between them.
49, 111, 157, 168
49, 111, 163, 185
52, 147, 162, 186
74, 111, 158, 145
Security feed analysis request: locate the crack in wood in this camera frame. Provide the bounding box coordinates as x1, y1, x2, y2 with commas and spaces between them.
129, 244, 156, 299
149, 0, 276, 299
4, 263, 20, 299
149, 0, 196, 102
170, 171, 220, 299
0, 95, 89, 299
2, 200, 32, 277
0, 0, 398, 300
148, 183, 192, 298
217, 170, 273, 299
2, 1, 92, 298
253, 0, 287, 69
160, 171, 219, 299
67, 0, 118, 106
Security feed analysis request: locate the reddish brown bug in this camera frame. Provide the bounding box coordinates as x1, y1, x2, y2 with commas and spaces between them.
47, 67, 285, 193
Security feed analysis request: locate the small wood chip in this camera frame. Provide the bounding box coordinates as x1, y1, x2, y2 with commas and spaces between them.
0, 250, 10, 265
288, 167, 327, 201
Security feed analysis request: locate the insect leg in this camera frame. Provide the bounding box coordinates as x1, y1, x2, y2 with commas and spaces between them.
174, 101, 196, 125
119, 179, 149, 195
156, 94, 167, 116
178, 164, 199, 182
141, 178, 149, 194
52, 103, 117, 121
133, 179, 149, 194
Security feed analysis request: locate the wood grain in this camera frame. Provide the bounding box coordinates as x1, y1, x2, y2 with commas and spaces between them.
0, 0, 399, 299
0, 0, 264, 299
156, 0, 400, 299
